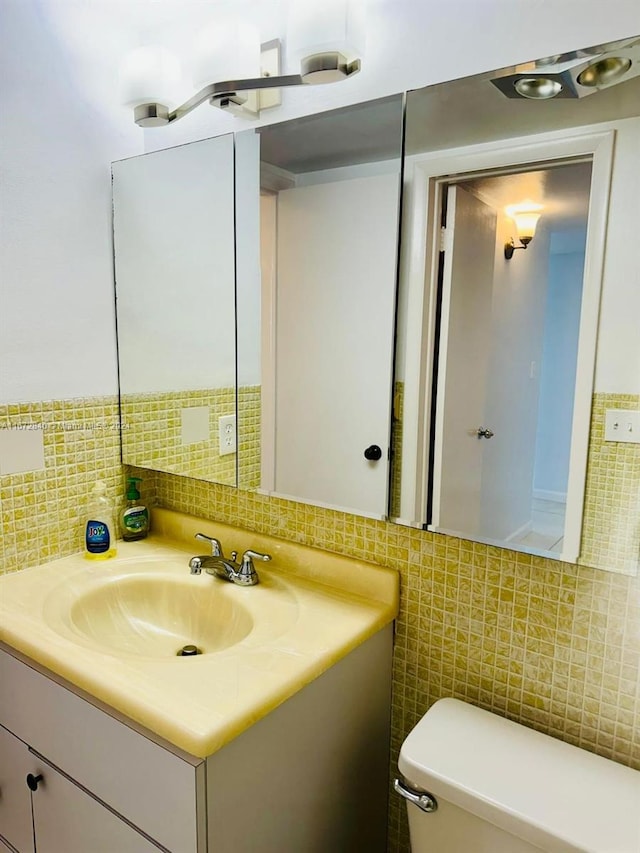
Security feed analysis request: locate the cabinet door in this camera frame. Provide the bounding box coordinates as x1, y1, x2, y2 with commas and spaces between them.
0, 724, 35, 853
0, 649, 202, 852
31, 761, 160, 853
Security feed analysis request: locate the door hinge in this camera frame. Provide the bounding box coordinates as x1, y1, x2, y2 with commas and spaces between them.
439, 226, 448, 252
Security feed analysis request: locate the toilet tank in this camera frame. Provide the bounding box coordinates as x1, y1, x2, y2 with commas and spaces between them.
397, 698, 640, 853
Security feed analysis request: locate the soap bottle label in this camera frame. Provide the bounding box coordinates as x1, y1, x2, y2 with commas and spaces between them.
123, 507, 148, 532
86, 520, 110, 554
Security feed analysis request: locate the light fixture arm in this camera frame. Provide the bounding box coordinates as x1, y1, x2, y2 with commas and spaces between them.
133, 52, 362, 127
504, 237, 532, 260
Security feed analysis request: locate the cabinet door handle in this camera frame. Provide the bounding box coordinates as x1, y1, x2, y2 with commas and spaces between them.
26, 773, 43, 791
364, 444, 383, 461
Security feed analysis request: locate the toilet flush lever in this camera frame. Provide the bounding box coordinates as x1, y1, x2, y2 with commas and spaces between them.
394, 778, 437, 813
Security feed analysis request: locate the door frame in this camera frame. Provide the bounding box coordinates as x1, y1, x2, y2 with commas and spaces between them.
396, 126, 615, 561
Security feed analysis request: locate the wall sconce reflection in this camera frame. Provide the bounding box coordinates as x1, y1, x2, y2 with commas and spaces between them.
504, 202, 544, 259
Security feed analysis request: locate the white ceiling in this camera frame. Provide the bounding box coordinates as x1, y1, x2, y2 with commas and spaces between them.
465, 162, 593, 231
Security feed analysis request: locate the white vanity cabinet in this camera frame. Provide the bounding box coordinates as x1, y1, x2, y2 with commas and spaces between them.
0, 719, 161, 853
29, 759, 160, 853
0, 623, 393, 853
0, 645, 204, 852
0, 724, 35, 853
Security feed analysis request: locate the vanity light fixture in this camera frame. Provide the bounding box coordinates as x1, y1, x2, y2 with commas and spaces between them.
124, 1, 365, 127
504, 202, 544, 260
490, 36, 640, 100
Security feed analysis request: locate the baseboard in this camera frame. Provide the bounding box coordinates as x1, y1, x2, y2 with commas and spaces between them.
533, 489, 567, 504
505, 520, 533, 543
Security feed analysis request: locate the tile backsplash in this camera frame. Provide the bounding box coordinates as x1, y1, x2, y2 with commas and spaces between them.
1, 392, 638, 853
139, 460, 640, 852
0, 396, 122, 573
120, 388, 236, 484
120, 385, 261, 488
580, 393, 640, 574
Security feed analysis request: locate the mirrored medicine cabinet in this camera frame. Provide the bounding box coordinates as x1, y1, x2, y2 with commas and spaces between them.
113, 34, 640, 576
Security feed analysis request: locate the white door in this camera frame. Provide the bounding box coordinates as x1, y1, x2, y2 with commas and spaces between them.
431, 184, 496, 536
273, 174, 399, 517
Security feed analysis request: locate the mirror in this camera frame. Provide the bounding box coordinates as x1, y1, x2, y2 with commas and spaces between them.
237, 95, 405, 514
113, 36, 639, 575
113, 134, 238, 486
392, 35, 640, 573
113, 96, 405, 509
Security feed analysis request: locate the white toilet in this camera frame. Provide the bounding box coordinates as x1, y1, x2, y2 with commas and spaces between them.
396, 698, 640, 852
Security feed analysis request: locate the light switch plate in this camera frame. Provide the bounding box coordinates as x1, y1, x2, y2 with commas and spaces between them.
0, 427, 46, 474
181, 407, 210, 446
604, 409, 640, 444
219, 414, 237, 456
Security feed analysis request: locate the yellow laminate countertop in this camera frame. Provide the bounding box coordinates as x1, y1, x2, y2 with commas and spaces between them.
0, 510, 399, 758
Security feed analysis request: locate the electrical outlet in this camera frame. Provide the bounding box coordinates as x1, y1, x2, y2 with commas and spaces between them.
218, 414, 237, 456
604, 409, 640, 444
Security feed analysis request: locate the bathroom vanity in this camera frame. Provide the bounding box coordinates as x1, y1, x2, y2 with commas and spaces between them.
0, 511, 398, 852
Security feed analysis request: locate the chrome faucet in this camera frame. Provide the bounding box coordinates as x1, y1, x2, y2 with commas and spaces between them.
189, 533, 271, 586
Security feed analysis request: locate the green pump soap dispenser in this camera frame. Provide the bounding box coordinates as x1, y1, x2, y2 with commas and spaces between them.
120, 477, 149, 541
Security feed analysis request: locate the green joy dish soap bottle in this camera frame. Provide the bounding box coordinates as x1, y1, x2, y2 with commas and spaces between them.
84, 480, 117, 559
120, 477, 149, 541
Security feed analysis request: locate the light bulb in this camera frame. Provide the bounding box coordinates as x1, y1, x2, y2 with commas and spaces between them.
506, 202, 544, 243
192, 21, 260, 90
287, 0, 366, 66
119, 45, 182, 108
514, 77, 563, 100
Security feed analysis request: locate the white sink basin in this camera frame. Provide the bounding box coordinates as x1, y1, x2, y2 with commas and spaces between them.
64, 574, 254, 658
0, 521, 398, 757
41, 556, 300, 661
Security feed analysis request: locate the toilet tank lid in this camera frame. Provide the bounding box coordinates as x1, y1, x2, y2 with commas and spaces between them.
398, 699, 640, 853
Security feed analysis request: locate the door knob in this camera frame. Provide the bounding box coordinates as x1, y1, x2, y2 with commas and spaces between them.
476, 427, 494, 439
26, 773, 43, 791
364, 445, 383, 461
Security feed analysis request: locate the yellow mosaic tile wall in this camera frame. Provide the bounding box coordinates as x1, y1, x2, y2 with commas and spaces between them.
237, 385, 261, 490
121, 388, 236, 484
139, 450, 640, 853
0, 397, 123, 573
580, 394, 640, 575
120, 385, 261, 488
2, 390, 637, 851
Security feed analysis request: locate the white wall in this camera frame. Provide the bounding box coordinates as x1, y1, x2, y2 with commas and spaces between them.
0, 0, 140, 404
534, 245, 586, 497
2, 0, 639, 406
594, 117, 640, 393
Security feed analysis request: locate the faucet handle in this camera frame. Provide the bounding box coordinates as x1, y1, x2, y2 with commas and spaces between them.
236, 549, 271, 586
241, 549, 272, 567
195, 532, 223, 557
189, 556, 203, 575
